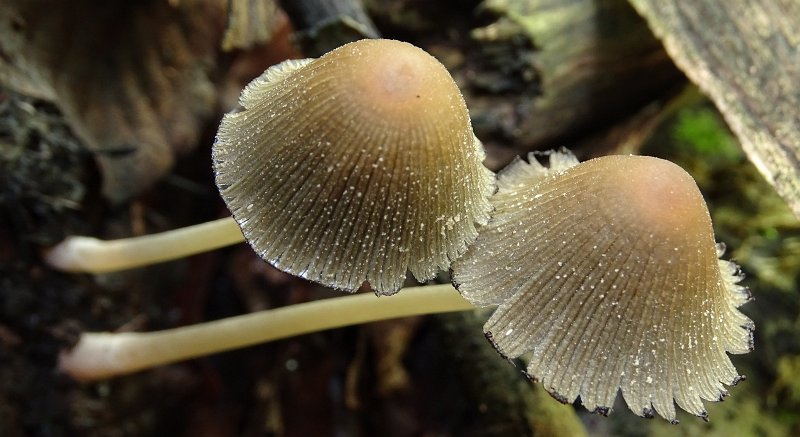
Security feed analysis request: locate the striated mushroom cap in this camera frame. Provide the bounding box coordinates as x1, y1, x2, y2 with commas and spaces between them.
213, 39, 494, 294
451, 150, 753, 422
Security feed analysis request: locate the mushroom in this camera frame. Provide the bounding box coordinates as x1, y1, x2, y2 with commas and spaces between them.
450, 150, 753, 422
58, 283, 473, 380
46, 39, 494, 295
44, 38, 752, 421
46, 39, 492, 381
213, 38, 493, 294
45, 217, 244, 273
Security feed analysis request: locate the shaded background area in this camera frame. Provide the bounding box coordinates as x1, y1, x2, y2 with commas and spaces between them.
1, 0, 798, 435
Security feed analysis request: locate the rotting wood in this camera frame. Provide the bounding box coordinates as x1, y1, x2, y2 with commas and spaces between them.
630, 0, 800, 218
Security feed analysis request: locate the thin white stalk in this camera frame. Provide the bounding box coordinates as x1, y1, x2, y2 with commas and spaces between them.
45, 217, 244, 273
59, 284, 476, 381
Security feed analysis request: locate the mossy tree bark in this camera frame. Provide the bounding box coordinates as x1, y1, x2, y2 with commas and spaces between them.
630, 0, 800, 218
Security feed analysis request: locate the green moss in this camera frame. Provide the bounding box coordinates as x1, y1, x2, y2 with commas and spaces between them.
638, 95, 800, 435
648, 396, 789, 437
672, 106, 742, 163
774, 355, 800, 405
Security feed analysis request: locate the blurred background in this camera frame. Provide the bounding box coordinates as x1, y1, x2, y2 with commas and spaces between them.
1, 0, 798, 435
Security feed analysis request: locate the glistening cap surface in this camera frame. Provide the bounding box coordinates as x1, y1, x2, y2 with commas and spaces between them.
213, 39, 494, 294
451, 151, 753, 422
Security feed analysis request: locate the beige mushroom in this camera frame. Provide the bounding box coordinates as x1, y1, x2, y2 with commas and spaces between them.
213, 38, 494, 294
451, 150, 753, 422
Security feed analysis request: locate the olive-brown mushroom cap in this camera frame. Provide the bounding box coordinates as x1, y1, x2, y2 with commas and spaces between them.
213, 39, 494, 294
451, 151, 753, 422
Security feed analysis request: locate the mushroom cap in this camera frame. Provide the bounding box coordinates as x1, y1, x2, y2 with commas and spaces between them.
451, 150, 753, 422
213, 39, 494, 294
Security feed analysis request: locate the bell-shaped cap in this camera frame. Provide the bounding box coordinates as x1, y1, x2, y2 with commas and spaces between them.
451, 150, 753, 422
213, 39, 494, 294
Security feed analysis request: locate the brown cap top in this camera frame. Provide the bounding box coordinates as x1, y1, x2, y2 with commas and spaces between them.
451, 150, 753, 422
213, 39, 494, 294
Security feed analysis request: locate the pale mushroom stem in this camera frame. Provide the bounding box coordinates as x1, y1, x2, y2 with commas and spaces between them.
45, 217, 244, 273
60, 284, 475, 381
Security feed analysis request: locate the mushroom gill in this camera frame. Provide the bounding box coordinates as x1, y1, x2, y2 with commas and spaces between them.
213, 39, 494, 294
450, 150, 753, 422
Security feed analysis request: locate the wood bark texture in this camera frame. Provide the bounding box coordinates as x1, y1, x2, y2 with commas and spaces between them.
630, 0, 800, 218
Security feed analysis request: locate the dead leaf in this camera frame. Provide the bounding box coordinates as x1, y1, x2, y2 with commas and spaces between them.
0, 0, 223, 201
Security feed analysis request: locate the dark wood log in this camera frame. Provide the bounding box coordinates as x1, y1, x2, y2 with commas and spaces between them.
278, 0, 380, 56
